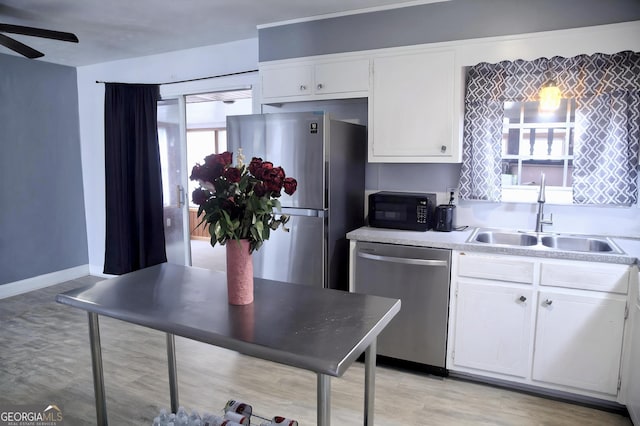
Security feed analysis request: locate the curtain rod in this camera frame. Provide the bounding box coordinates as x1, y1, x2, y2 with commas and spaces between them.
95, 69, 259, 85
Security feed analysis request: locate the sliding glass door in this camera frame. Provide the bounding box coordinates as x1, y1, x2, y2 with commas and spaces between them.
157, 98, 191, 265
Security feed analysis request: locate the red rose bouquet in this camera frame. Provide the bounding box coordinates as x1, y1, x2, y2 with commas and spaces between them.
190, 150, 298, 253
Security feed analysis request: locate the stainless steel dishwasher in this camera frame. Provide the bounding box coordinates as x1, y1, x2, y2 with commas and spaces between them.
354, 241, 451, 374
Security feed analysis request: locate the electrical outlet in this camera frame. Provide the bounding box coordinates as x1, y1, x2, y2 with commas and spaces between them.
446, 187, 457, 204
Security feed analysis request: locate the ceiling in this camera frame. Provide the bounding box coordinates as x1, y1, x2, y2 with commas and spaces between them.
0, 0, 438, 67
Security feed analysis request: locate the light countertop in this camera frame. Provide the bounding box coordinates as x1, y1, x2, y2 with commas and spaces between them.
347, 226, 640, 265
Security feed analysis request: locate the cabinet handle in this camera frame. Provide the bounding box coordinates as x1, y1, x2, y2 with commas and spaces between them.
317, 83, 323, 90
441, 145, 447, 153
300, 85, 307, 91
519, 295, 527, 302
542, 299, 553, 306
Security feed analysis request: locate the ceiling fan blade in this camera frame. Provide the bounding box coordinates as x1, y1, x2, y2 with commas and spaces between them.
0, 24, 78, 43
0, 33, 44, 58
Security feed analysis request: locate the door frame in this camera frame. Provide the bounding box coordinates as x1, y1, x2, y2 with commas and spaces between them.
159, 72, 260, 265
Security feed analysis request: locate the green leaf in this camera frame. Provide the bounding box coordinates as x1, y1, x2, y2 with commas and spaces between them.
255, 221, 264, 241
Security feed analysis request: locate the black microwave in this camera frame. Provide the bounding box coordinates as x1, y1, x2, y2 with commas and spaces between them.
368, 191, 437, 232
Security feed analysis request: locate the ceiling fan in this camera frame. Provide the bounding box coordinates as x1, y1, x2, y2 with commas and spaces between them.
0, 23, 78, 59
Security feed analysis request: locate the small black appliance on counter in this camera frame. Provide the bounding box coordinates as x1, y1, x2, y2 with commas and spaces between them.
434, 204, 455, 232
368, 191, 437, 231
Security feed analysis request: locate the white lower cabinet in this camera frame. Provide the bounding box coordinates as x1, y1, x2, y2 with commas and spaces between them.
453, 280, 532, 377
449, 251, 631, 400
532, 290, 626, 394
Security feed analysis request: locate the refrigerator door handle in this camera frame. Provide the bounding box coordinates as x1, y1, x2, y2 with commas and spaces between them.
278, 207, 327, 218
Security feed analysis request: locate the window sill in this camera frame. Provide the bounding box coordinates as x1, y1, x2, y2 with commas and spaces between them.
501, 186, 573, 204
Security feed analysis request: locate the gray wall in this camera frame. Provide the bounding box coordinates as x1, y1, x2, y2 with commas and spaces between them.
0, 54, 88, 285
259, 0, 640, 61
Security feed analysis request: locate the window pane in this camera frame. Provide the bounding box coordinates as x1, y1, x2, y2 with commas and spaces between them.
502, 128, 520, 156
219, 130, 227, 153
519, 161, 572, 188
504, 101, 521, 124
549, 128, 566, 157
524, 98, 568, 123
501, 98, 575, 198
501, 159, 517, 185
521, 129, 534, 155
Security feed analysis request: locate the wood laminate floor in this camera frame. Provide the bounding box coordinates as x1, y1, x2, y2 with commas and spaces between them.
0, 276, 632, 426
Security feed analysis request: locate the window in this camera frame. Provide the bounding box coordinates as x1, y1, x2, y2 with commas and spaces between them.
501, 99, 575, 203
459, 51, 639, 206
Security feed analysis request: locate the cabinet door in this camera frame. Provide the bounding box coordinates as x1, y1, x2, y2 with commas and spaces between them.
453, 280, 532, 377
314, 59, 369, 95
532, 291, 626, 395
371, 49, 455, 161
261, 64, 312, 99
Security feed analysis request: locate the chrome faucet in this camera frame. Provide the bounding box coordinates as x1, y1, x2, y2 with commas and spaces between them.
535, 172, 553, 232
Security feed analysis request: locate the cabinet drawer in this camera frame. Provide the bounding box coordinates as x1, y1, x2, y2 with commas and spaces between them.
540, 261, 629, 294
458, 253, 535, 284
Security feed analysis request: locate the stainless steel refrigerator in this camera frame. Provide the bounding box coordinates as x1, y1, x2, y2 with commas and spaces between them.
226, 112, 366, 290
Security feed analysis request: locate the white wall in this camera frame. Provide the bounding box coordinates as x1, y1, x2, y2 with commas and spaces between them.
77, 38, 259, 275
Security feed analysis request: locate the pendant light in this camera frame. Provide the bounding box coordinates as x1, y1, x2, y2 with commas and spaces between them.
539, 80, 562, 112
539, 63, 561, 113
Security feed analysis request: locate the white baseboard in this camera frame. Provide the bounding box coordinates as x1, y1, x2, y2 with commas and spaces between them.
88, 263, 116, 279
0, 264, 90, 299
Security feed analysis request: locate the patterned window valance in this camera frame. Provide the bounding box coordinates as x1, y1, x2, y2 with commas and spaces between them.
459, 51, 640, 205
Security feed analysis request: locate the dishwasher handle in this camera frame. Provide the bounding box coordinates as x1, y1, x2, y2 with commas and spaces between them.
357, 251, 449, 267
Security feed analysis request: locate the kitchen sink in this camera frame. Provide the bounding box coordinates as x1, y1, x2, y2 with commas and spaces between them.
474, 230, 538, 246
540, 236, 616, 253
467, 228, 625, 254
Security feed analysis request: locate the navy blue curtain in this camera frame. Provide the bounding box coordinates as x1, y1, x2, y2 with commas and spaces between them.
103, 83, 167, 274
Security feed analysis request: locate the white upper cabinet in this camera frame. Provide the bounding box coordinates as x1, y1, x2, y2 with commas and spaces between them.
314, 59, 370, 95
261, 63, 313, 99
259, 47, 463, 164
260, 57, 370, 103
369, 48, 460, 163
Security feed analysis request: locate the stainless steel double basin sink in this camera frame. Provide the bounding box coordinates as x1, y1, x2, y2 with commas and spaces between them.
467, 228, 625, 254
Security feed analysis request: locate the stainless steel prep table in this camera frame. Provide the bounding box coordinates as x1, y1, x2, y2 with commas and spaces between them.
55, 263, 400, 426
